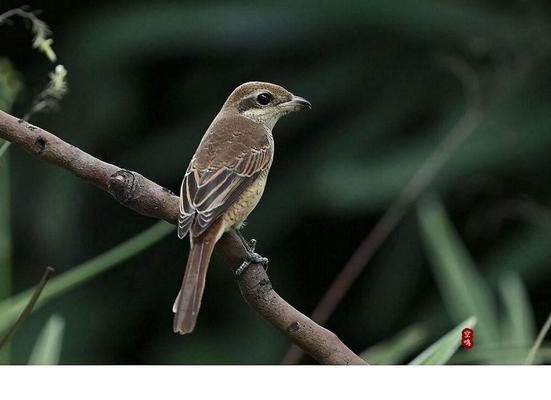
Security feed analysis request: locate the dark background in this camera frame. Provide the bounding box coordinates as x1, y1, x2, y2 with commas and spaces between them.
1, 0, 550, 364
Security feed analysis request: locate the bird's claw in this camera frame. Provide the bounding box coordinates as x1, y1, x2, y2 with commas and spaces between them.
234, 239, 269, 276
247, 251, 269, 266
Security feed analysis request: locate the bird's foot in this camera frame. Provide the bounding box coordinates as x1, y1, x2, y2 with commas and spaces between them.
234, 239, 269, 276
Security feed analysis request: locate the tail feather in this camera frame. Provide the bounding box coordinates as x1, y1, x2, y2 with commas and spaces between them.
173, 234, 217, 334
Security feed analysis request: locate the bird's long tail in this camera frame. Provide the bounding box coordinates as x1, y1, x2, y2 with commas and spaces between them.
173, 230, 219, 334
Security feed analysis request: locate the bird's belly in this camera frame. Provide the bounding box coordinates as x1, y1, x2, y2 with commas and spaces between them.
223, 170, 269, 230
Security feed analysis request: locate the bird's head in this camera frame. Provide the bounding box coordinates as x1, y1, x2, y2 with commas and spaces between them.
222, 81, 311, 129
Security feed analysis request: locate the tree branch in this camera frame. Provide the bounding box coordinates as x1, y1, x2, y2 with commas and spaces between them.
0, 109, 366, 365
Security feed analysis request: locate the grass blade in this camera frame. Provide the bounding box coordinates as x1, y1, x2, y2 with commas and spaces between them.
417, 196, 499, 344
525, 313, 551, 365
361, 324, 428, 364
410, 316, 476, 365
499, 272, 536, 348
0, 221, 174, 333
28, 314, 65, 365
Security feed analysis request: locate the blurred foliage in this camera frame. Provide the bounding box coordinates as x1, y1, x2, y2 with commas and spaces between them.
418, 197, 542, 364
0, 221, 173, 333
499, 272, 535, 348
0, 56, 21, 364
0, 0, 550, 364
28, 314, 64, 365
418, 196, 499, 343
410, 317, 476, 365
361, 324, 428, 364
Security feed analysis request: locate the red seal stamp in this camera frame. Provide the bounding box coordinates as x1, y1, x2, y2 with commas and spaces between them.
461, 328, 474, 349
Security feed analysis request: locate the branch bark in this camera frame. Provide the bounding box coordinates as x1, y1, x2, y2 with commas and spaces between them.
0, 109, 366, 365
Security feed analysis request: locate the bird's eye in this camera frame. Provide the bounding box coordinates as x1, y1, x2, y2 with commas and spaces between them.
256, 92, 273, 105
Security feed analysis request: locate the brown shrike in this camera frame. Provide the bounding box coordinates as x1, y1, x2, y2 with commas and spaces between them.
173, 82, 311, 334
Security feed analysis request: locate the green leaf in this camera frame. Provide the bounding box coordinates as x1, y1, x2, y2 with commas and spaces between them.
418, 196, 499, 344
361, 324, 428, 364
0, 221, 174, 334
410, 316, 476, 365
499, 272, 536, 348
28, 315, 65, 365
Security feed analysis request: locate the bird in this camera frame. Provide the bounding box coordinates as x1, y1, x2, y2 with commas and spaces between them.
173, 81, 311, 334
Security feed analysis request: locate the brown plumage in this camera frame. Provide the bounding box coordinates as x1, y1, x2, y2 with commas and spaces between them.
173, 81, 311, 334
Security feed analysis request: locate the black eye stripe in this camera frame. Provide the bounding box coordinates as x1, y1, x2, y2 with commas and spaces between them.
238, 97, 258, 113
256, 92, 273, 105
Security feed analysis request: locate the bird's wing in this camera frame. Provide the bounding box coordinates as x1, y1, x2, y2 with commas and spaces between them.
178, 117, 272, 238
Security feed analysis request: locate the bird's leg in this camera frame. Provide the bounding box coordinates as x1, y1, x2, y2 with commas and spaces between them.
234, 228, 269, 276
234, 223, 256, 254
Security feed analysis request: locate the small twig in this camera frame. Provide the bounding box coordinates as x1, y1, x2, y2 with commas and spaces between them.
282, 58, 484, 364
525, 312, 551, 365
0, 267, 55, 350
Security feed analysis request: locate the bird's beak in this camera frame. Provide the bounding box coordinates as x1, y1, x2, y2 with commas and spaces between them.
279, 96, 312, 112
